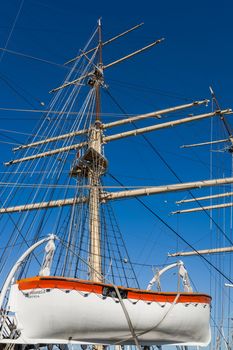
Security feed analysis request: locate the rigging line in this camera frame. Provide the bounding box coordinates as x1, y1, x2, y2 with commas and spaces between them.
0, 170, 69, 175
0, 128, 38, 137
0, 182, 204, 189
0, 132, 21, 144
0, 140, 21, 146
131, 261, 176, 268
105, 201, 140, 288
35, 52, 95, 157
210, 313, 231, 349
0, 237, 43, 251
0, 130, 71, 250
1, 88, 93, 213
0, 73, 36, 108
9, 63, 90, 185
109, 78, 195, 102
0, 197, 41, 269
0, 72, 44, 106
0, 0, 25, 64
46, 89, 95, 179
0, 48, 71, 70
15, 163, 71, 275
0, 107, 135, 116
10, 36, 89, 155
19, 181, 62, 278
104, 203, 130, 286
105, 88, 233, 247
101, 207, 119, 284
109, 173, 233, 285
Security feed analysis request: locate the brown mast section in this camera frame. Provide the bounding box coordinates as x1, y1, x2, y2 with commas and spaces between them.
95, 18, 103, 122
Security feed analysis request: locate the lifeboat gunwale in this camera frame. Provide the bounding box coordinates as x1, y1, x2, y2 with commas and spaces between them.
16, 276, 211, 304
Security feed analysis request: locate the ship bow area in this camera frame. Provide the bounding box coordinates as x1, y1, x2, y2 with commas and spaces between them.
7, 276, 211, 346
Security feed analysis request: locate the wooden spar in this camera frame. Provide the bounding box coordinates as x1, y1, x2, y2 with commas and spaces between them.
3, 177, 233, 214
103, 38, 164, 70
50, 72, 93, 93
176, 191, 233, 204
168, 246, 233, 257
65, 22, 144, 65
102, 99, 209, 129
0, 197, 87, 214
104, 109, 232, 143
172, 201, 233, 214
5, 109, 232, 166
13, 128, 89, 152
180, 138, 230, 149
4, 141, 87, 166
101, 177, 233, 202
51, 38, 164, 93
12, 99, 209, 152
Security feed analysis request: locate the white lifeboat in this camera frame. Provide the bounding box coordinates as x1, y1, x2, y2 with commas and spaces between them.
6, 276, 211, 346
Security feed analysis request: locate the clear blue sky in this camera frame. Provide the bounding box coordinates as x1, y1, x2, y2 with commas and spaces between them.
0, 1, 233, 346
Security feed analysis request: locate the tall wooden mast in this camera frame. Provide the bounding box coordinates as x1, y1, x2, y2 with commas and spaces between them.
88, 18, 104, 282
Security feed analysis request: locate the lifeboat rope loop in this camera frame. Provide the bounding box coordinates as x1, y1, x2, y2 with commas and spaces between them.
59, 238, 141, 350
115, 292, 181, 345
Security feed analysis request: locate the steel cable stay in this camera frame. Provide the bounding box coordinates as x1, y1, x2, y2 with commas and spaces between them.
0, 49, 98, 231
109, 173, 233, 285
104, 89, 233, 248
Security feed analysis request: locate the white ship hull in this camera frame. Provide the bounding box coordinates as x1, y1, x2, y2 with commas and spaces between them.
6, 276, 211, 346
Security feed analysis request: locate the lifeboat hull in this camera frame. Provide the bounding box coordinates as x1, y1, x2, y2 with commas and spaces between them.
7, 276, 211, 346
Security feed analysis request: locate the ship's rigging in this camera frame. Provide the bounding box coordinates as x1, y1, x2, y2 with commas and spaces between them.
0, 18, 232, 350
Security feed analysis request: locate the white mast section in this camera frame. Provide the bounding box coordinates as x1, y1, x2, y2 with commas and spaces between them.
2, 177, 233, 214
168, 246, 233, 257
102, 99, 209, 129
104, 109, 232, 143
6, 109, 225, 166
4, 141, 87, 166
88, 126, 102, 282
181, 138, 230, 149
4, 109, 232, 166
12, 99, 209, 152
0, 197, 87, 214
172, 201, 233, 214
101, 177, 233, 201
13, 128, 88, 152
13, 100, 209, 152
176, 191, 233, 204
103, 38, 164, 70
